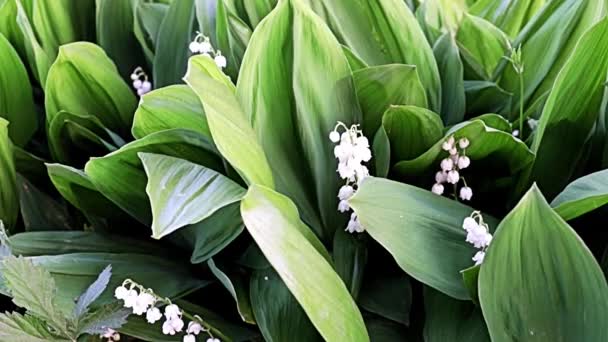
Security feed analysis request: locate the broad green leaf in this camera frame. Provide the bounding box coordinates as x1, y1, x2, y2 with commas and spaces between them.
0, 312, 68, 342
415, 0, 468, 43
307, 0, 442, 111
464, 80, 512, 116
1, 256, 68, 334
32, 0, 95, 59
461, 264, 481, 304
96, 0, 147, 79
456, 14, 509, 80
528, 17, 608, 199
48, 110, 124, 165
250, 269, 320, 342
237, 0, 361, 239
184, 55, 274, 188
382, 106, 444, 162
550, 169, 608, 221
8, 231, 166, 256
433, 32, 465, 125
243, 0, 277, 28
208, 258, 255, 324
353, 64, 428, 137
0, 33, 37, 146
0, 118, 18, 230
372, 126, 390, 178
349, 177, 498, 299
333, 229, 367, 299
85, 129, 223, 224
74, 265, 112, 317
342, 45, 367, 72
423, 287, 489, 342
139, 153, 244, 239
216, 0, 252, 79
241, 185, 368, 341
132, 85, 211, 140
394, 119, 533, 177
365, 317, 414, 342
358, 270, 411, 325
153, 0, 196, 87
479, 185, 608, 341
470, 0, 545, 38
24, 253, 205, 311
45, 42, 137, 138
47, 163, 126, 220
178, 203, 244, 263
17, 175, 76, 231
133, 0, 169, 63
194, 0, 217, 45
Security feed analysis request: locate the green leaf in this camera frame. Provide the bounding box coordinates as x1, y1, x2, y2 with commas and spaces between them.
32, 0, 95, 59
45, 42, 137, 138
250, 269, 320, 342
423, 287, 489, 342
132, 85, 211, 140
479, 185, 608, 341
460, 264, 481, 304
1, 256, 69, 334
74, 265, 112, 317
527, 17, 608, 199
394, 119, 533, 177
333, 229, 367, 299
17, 175, 76, 231
153, 0, 196, 87
241, 185, 369, 341
551, 169, 608, 221
365, 316, 414, 342
0, 33, 37, 146
433, 32, 465, 125
353, 64, 428, 137
464, 80, 512, 116
342, 45, 367, 71
215, 0, 252, 79
309, 0, 441, 111
78, 302, 130, 335
208, 258, 255, 324
382, 106, 444, 162
349, 177, 498, 299
372, 126, 390, 178
0, 118, 18, 231
184, 55, 274, 188
470, 0, 545, 38
358, 270, 412, 325
84, 129, 223, 224
237, 0, 361, 240
8, 231, 166, 256
456, 13, 509, 80
139, 153, 245, 239
133, 0, 169, 63
96, 0, 147, 79
0, 312, 69, 342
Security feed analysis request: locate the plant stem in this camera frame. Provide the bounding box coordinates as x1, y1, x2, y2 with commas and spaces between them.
519, 71, 524, 138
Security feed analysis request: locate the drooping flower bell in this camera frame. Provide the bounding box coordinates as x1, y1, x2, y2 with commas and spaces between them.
432, 135, 473, 201
462, 211, 493, 265
130, 66, 152, 96
189, 32, 227, 70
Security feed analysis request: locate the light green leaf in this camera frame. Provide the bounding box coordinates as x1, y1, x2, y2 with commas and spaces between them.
349, 177, 498, 299
85, 129, 223, 224
470, 0, 545, 38
96, 0, 147, 79
423, 287, 489, 342
464, 80, 512, 116
241, 185, 368, 341
0, 312, 69, 342
237, 0, 361, 239
456, 13, 509, 80
153, 0, 196, 87
45, 42, 137, 138
0, 33, 37, 146
353, 64, 428, 137
382, 106, 444, 162
0, 118, 18, 231
550, 169, 608, 221
526, 17, 608, 199
433, 32, 465, 125
216, 0, 252, 79
139, 153, 244, 239
208, 258, 255, 324
1, 256, 69, 334
184, 55, 274, 188
133, 0, 169, 63
132, 85, 211, 140
479, 185, 608, 341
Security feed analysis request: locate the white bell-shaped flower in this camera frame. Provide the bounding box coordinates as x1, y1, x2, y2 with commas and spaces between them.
459, 186, 473, 201
431, 183, 444, 195
146, 307, 162, 324
446, 170, 460, 184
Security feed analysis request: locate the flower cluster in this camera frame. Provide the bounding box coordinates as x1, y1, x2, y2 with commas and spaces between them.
100, 328, 120, 341
189, 32, 227, 70
115, 279, 219, 342
462, 211, 493, 265
130, 67, 152, 97
329, 122, 371, 233
432, 135, 472, 201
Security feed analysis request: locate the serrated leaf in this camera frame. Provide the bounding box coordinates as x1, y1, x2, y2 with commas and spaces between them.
1, 256, 69, 334
74, 265, 112, 318
78, 302, 130, 335
0, 312, 69, 342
